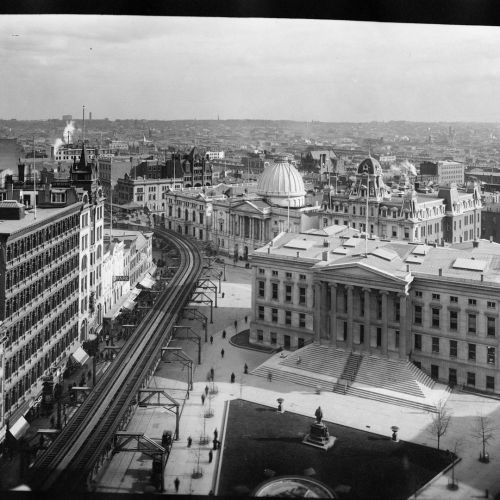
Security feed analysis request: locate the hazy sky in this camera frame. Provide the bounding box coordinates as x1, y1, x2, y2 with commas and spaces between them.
2, 15, 500, 122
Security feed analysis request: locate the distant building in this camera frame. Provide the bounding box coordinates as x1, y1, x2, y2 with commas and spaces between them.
205, 151, 225, 160
53, 143, 97, 163
420, 160, 464, 187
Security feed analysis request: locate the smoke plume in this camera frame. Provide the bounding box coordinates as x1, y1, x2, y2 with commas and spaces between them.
53, 120, 76, 155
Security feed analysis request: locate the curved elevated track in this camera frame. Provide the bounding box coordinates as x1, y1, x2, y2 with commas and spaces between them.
28, 227, 203, 492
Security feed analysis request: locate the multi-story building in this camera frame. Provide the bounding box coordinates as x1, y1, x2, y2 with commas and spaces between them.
70, 145, 105, 342
0, 190, 82, 442
321, 157, 482, 245
205, 151, 225, 161
419, 160, 465, 187
250, 229, 500, 394
53, 143, 97, 163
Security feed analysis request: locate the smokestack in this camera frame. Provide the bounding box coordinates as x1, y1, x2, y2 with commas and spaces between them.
18, 163, 25, 183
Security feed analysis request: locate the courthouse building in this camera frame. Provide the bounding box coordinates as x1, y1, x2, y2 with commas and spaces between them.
250, 228, 500, 394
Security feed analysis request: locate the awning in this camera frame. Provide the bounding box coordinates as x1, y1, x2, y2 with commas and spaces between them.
9, 416, 30, 440
121, 288, 141, 311
138, 273, 155, 289
72, 346, 89, 365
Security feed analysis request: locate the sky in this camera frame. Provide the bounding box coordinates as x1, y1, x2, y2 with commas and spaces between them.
2, 15, 500, 122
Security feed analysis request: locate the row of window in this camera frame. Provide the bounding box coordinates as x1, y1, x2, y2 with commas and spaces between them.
414, 306, 496, 336
257, 306, 307, 328
258, 281, 308, 304
258, 268, 307, 281
4, 324, 78, 413
6, 214, 79, 262
423, 292, 496, 309
414, 335, 496, 364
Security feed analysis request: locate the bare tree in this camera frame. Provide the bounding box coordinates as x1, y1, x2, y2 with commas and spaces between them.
471, 413, 496, 463
447, 439, 462, 490
428, 399, 452, 451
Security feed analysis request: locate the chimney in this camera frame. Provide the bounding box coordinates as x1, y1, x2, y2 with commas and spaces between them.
438, 268, 442, 276
18, 163, 25, 183
323, 239, 329, 248
322, 250, 328, 261
481, 274, 484, 282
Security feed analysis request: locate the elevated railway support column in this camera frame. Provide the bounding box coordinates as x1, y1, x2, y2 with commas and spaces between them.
182, 307, 208, 342
173, 325, 201, 365
197, 278, 218, 308
138, 389, 180, 440
189, 291, 214, 323
161, 347, 194, 391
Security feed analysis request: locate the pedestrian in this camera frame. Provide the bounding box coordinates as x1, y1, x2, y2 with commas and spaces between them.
210, 367, 214, 379
244, 363, 248, 374
201, 394, 206, 405
245, 315, 248, 323
105, 334, 110, 346
230, 372, 235, 383
214, 428, 218, 441
205, 385, 209, 396
221, 348, 225, 358
174, 477, 180, 493
234, 319, 237, 330
187, 436, 192, 448
210, 335, 213, 344
213, 438, 218, 450
209, 450, 213, 463
222, 330, 226, 339
217, 439, 221, 449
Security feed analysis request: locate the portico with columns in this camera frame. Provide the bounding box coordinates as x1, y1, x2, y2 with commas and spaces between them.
314, 262, 413, 360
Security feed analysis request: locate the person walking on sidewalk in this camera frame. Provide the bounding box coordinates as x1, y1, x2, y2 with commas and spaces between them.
234, 319, 237, 330
209, 450, 213, 463
210, 367, 214, 379
244, 363, 248, 374
214, 428, 218, 441
187, 436, 192, 448
222, 330, 226, 339
221, 348, 225, 358
201, 393, 206, 405
230, 372, 235, 383
174, 477, 180, 493
210, 335, 213, 344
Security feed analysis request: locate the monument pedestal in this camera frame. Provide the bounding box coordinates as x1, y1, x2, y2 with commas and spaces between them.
303, 422, 336, 451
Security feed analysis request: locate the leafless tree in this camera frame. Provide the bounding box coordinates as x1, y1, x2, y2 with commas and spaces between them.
428, 399, 452, 451
471, 412, 497, 463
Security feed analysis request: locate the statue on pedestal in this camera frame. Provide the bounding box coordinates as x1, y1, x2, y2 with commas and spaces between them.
315, 406, 323, 423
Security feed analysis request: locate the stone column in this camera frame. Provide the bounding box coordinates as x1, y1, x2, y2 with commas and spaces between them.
380, 291, 388, 356
330, 283, 337, 347
346, 285, 354, 350
314, 283, 321, 344
363, 287, 371, 353
399, 292, 408, 359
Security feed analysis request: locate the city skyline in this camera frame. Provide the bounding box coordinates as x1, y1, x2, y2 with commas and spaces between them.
2, 16, 500, 122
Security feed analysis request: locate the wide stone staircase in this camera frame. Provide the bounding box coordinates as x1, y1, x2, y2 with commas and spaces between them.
251, 344, 447, 412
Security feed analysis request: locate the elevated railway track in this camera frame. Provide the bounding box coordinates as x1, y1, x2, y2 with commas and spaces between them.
28, 227, 204, 492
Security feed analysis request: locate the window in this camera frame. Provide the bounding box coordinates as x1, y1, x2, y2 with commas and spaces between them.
299, 313, 306, 328
487, 347, 495, 365
449, 311, 458, 331
271, 308, 278, 323
257, 329, 263, 342
467, 372, 476, 387
285, 311, 291, 325
285, 285, 292, 302
486, 376, 495, 391
468, 298, 477, 306
299, 287, 306, 305
487, 317, 496, 337
415, 291, 422, 298
449, 368, 457, 386
299, 274, 306, 280
270, 332, 277, 345
258, 306, 264, 320
394, 302, 400, 322
272, 270, 278, 277
258, 281, 265, 298
468, 343, 476, 361
432, 293, 440, 301
272, 283, 278, 300
468, 314, 476, 334
414, 305, 422, 325
432, 337, 440, 353
286, 272, 292, 279
414, 334, 422, 351
450, 296, 458, 303
432, 308, 440, 328
258, 268, 265, 274
487, 301, 496, 309
431, 365, 439, 380
449, 340, 458, 358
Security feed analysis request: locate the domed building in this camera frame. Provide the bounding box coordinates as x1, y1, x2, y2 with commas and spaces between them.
257, 157, 306, 208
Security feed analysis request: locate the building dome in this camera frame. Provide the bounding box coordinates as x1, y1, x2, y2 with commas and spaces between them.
357, 157, 383, 176
257, 157, 306, 208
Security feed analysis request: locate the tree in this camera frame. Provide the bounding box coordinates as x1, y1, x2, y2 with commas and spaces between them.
428, 399, 452, 451
471, 413, 496, 463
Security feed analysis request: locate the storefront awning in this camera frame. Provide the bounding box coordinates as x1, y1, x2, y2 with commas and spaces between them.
138, 273, 155, 289
9, 416, 30, 440
72, 346, 89, 366
121, 287, 142, 311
